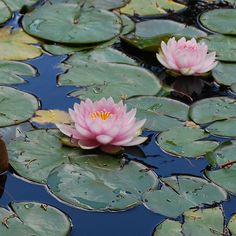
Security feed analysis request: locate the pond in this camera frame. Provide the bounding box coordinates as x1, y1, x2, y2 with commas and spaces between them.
0, 0, 236, 235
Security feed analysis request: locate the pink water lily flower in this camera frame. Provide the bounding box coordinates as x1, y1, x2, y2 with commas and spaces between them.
156, 37, 217, 76
57, 98, 147, 154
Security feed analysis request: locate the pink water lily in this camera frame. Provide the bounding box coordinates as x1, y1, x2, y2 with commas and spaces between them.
57, 98, 147, 154
156, 37, 217, 76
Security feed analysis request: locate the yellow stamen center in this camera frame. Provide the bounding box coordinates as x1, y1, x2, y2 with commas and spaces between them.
90, 111, 111, 120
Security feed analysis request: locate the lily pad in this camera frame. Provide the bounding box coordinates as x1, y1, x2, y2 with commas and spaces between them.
3, 0, 38, 11
0, 61, 37, 85
119, 0, 186, 16
143, 175, 227, 218
212, 62, 236, 86
125, 96, 189, 131
231, 83, 236, 93
122, 19, 207, 51
0, 202, 71, 235
64, 47, 137, 65
157, 127, 219, 157
153, 219, 182, 236
22, 4, 122, 44
0, 1, 11, 24
0, 86, 38, 127
200, 9, 236, 35
59, 62, 161, 102
47, 154, 158, 211
8, 129, 84, 184
189, 97, 236, 124
119, 14, 135, 35
206, 118, 236, 138
200, 35, 236, 62
0, 27, 41, 60
228, 214, 236, 236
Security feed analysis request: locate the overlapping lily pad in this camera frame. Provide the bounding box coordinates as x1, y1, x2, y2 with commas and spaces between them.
0, 27, 42, 60
153, 207, 225, 236
205, 141, 236, 195
200, 9, 236, 35
0, 86, 38, 127
119, 0, 186, 16
126, 96, 189, 131
8, 129, 83, 184
22, 3, 122, 44
47, 154, 158, 211
200, 35, 236, 62
189, 97, 236, 124
0, 1, 11, 24
143, 175, 227, 217
58, 47, 161, 101
157, 127, 219, 157
0, 61, 37, 85
3, 0, 38, 11
122, 19, 207, 51
0, 202, 71, 235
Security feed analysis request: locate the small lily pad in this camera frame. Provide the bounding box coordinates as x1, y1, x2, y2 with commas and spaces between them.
143, 175, 227, 218
212, 62, 236, 86
0, 202, 71, 235
119, 0, 186, 16
0, 61, 37, 85
122, 19, 207, 51
228, 214, 236, 236
0, 1, 11, 24
47, 155, 158, 211
189, 97, 236, 124
126, 96, 189, 131
231, 83, 236, 93
0, 27, 41, 60
200, 9, 236, 35
8, 129, 84, 184
22, 4, 122, 44
200, 35, 236, 62
0, 86, 38, 127
157, 127, 219, 157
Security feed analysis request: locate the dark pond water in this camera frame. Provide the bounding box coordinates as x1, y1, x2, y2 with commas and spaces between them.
1, 1, 236, 236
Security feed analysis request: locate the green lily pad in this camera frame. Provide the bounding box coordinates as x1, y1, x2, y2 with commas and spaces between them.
0, 86, 38, 127
0, 27, 42, 60
189, 97, 236, 124
126, 96, 189, 131
157, 127, 219, 157
0, 1, 11, 24
0, 202, 71, 235
183, 207, 224, 236
119, 0, 186, 16
153, 207, 225, 236
3, 0, 38, 11
153, 219, 182, 236
231, 83, 236, 93
64, 47, 137, 65
122, 19, 207, 51
119, 14, 135, 35
228, 214, 236, 236
206, 118, 236, 138
200, 35, 236, 62
143, 175, 227, 218
59, 62, 161, 102
47, 154, 158, 211
8, 129, 84, 184
212, 62, 236, 86
0, 61, 36, 85
22, 4, 122, 44
200, 9, 236, 35
206, 140, 236, 167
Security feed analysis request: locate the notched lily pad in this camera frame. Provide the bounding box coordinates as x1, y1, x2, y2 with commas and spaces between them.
0, 61, 37, 85
8, 129, 84, 184
0, 27, 41, 60
126, 96, 189, 131
143, 175, 227, 218
22, 3, 122, 44
47, 154, 158, 211
0, 202, 71, 236
157, 127, 219, 157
